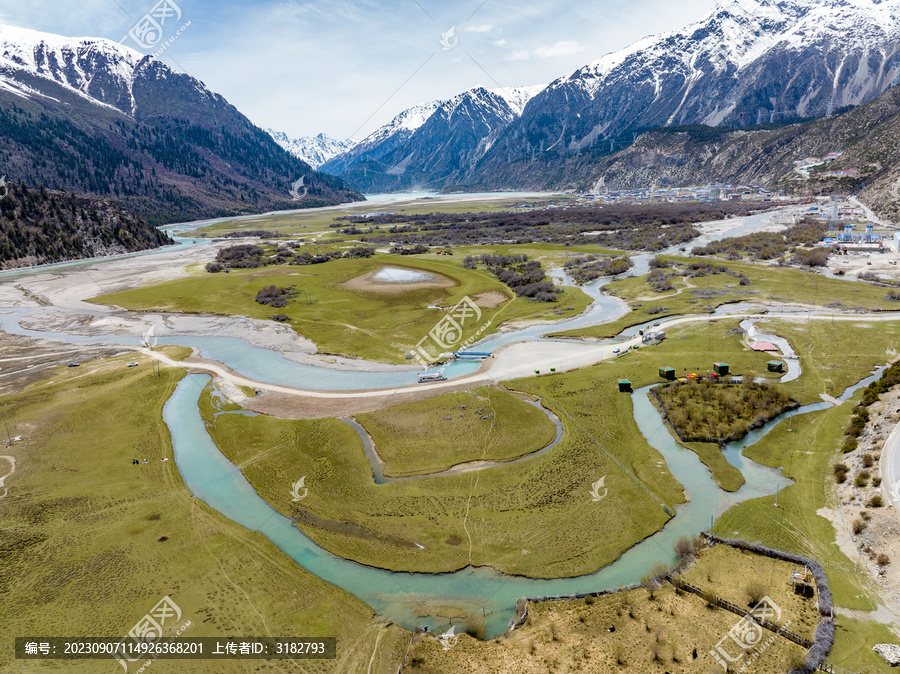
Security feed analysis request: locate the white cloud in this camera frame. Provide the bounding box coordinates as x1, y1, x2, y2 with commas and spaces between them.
465, 24, 493, 32
507, 50, 531, 61
533, 40, 585, 58
493, 38, 507, 46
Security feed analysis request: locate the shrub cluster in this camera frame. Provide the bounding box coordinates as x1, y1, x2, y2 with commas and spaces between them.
332, 202, 763, 252
255, 285, 297, 308
792, 248, 828, 267
563, 254, 633, 284
464, 254, 559, 302
390, 244, 429, 255
656, 380, 796, 443
210, 244, 374, 272
693, 219, 827, 262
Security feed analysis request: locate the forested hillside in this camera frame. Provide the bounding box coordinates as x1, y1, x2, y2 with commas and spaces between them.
0, 182, 173, 268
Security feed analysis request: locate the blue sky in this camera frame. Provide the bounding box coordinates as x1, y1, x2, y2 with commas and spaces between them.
1, 0, 718, 139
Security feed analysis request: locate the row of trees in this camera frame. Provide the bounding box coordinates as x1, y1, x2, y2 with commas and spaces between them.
331, 203, 765, 252
207, 244, 375, 271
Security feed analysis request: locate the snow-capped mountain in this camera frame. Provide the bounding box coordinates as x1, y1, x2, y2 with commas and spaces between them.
0, 24, 361, 222
320, 100, 442, 176
0, 24, 145, 114
266, 130, 358, 169
471, 0, 900, 189
321, 84, 545, 191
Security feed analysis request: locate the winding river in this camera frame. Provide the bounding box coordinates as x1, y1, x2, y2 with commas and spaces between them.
0, 198, 885, 637
164, 369, 882, 638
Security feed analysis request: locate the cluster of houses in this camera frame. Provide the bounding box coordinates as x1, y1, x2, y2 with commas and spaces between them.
578, 184, 785, 206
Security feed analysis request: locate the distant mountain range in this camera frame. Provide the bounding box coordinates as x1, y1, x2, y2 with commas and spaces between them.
319, 85, 546, 192
0, 181, 173, 268
584, 83, 900, 221
0, 25, 362, 225
266, 130, 359, 169
321, 0, 900, 195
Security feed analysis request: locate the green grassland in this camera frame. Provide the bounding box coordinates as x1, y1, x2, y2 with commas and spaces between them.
201, 373, 685, 579
555, 256, 900, 338
90, 254, 592, 364
680, 441, 746, 492
711, 398, 900, 669
706, 318, 900, 615
0, 352, 405, 673
355, 387, 557, 477
199, 318, 795, 579
760, 318, 900, 404
830, 614, 900, 672
713, 403, 874, 610
405, 545, 810, 673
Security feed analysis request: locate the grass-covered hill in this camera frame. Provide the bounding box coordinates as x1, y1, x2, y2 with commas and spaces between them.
0, 181, 174, 268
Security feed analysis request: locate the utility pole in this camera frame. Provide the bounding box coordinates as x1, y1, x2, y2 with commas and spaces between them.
5, 422, 10, 446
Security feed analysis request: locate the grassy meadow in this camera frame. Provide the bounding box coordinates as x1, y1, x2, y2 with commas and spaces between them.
0, 352, 405, 673
555, 256, 900, 338
201, 373, 685, 578
199, 317, 803, 578
356, 387, 557, 477
90, 253, 592, 364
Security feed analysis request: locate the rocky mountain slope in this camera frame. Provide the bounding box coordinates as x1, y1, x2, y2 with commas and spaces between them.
468, 0, 900, 190
0, 25, 362, 224
321, 0, 900, 193
581, 83, 900, 221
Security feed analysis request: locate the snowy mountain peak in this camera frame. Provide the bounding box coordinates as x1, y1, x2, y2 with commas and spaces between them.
266, 129, 359, 169
0, 23, 146, 113
490, 84, 548, 115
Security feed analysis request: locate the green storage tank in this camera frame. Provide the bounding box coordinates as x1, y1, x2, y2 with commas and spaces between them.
618, 379, 632, 393
659, 367, 676, 381
767, 360, 785, 373
713, 362, 730, 376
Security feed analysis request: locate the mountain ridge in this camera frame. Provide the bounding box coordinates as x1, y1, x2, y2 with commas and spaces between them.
0, 24, 363, 224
